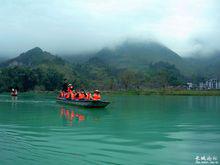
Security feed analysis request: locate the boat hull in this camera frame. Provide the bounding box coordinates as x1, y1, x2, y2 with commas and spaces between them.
57, 97, 110, 108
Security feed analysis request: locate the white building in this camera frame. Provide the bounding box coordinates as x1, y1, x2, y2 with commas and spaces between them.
199, 82, 206, 90
205, 79, 220, 89
187, 82, 193, 90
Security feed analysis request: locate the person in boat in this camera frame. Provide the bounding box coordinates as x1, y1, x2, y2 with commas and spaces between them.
78, 90, 86, 100
64, 84, 74, 100
59, 90, 64, 97
74, 90, 80, 100
82, 90, 88, 99
70, 90, 75, 100
86, 92, 92, 100
67, 84, 74, 92
93, 90, 101, 101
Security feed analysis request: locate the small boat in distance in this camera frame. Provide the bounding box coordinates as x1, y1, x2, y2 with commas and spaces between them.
57, 97, 110, 108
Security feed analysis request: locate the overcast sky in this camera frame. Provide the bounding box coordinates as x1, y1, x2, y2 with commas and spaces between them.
0, 0, 219, 57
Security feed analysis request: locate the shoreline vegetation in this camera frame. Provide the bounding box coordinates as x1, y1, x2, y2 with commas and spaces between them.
1, 47, 220, 96
103, 89, 220, 96
3, 89, 220, 96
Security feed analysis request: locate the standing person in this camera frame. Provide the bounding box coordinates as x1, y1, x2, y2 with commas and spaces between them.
14, 89, 18, 96
67, 84, 74, 93
11, 88, 17, 96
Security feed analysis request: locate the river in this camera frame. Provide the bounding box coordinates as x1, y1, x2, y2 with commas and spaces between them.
0, 93, 220, 165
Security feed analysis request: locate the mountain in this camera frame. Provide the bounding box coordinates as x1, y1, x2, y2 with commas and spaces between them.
0, 47, 65, 67
0, 57, 7, 63
70, 40, 220, 78
0, 47, 80, 91
0, 42, 219, 92
94, 41, 184, 69
70, 40, 194, 77
184, 51, 220, 78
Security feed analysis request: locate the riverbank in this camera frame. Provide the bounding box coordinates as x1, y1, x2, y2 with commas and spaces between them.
103, 89, 220, 96
1, 89, 220, 96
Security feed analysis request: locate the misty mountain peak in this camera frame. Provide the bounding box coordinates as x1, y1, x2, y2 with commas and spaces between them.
22, 47, 44, 56
0, 47, 64, 67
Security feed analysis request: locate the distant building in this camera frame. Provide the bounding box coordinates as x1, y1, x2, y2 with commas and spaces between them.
199, 82, 206, 90
187, 82, 193, 90
206, 79, 219, 89
187, 79, 220, 90
199, 79, 220, 90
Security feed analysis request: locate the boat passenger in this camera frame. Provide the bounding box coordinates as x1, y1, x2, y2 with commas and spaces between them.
93, 90, 101, 101
74, 91, 80, 100
83, 91, 87, 98
70, 90, 75, 100
78, 92, 85, 100
65, 92, 70, 99
86, 92, 92, 100
67, 84, 74, 92
59, 90, 64, 97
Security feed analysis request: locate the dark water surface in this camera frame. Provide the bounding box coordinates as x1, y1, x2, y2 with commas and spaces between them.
0, 93, 220, 165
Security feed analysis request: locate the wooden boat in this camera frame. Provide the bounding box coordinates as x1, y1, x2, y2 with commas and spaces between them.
57, 97, 110, 108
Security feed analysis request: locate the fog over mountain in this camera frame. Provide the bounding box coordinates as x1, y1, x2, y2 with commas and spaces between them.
0, 0, 220, 57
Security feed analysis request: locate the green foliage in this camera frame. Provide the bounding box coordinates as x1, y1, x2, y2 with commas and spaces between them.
148, 62, 185, 87
0, 66, 65, 92
0, 44, 196, 92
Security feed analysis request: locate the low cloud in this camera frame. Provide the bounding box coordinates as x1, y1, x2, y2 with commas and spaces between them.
0, 0, 219, 57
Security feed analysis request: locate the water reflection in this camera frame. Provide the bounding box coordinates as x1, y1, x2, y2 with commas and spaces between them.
11, 96, 17, 109
60, 107, 85, 125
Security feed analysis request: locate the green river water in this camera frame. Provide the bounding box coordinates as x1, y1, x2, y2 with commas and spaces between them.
0, 93, 219, 165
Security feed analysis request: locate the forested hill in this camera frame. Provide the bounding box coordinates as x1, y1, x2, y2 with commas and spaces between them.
0, 41, 219, 92
184, 51, 220, 79
0, 57, 7, 63
0, 47, 79, 92
66, 41, 194, 76
67, 41, 220, 78
94, 41, 183, 69
65, 41, 184, 69
0, 47, 65, 67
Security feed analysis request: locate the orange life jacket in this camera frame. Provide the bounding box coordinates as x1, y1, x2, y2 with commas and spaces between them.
65, 92, 70, 99
93, 93, 101, 101
67, 87, 72, 93
60, 91, 64, 97
79, 93, 85, 100
70, 92, 75, 100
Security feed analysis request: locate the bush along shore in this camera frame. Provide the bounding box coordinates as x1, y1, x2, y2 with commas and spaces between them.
103, 89, 220, 96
